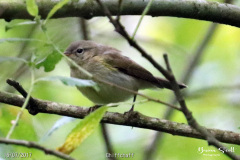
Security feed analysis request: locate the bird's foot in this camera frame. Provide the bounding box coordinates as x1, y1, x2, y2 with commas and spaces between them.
88, 105, 102, 114
124, 106, 135, 121
124, 94, 137, 121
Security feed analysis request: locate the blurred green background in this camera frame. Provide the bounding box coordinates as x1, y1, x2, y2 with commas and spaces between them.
0, 0, 240, 160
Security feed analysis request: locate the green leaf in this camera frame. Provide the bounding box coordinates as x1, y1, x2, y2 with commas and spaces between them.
36, 51, 62, 72
5, 21, 36, 31
36, 76, 99, 91
57, 106, 108, 154
26, 0, 39, 17
45, 0, 70, 23
0, 56, 27, 63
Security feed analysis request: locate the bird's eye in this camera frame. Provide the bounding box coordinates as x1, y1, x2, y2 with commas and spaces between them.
76, 48, 84, 54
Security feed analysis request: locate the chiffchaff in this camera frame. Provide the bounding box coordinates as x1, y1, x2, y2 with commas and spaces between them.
64, 40, 186, 106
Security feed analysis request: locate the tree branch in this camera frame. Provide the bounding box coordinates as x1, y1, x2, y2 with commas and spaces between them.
1, 0, 240, 27
145, 0, 232, 154
163, 54, 240, 160
79, 18, 90, 40
144, 22, 219, 160
0, 138, 75, 160
6, 79, 38, 115
0, 90, 240, 145
93, 1, 240, 159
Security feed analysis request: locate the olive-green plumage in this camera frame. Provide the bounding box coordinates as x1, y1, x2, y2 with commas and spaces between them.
64, 40, 186, 105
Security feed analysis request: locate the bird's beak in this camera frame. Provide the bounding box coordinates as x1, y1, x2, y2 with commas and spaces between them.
64, 51, 71, 56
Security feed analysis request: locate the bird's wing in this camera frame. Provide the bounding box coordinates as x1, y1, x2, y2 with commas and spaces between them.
101, 52, 186, 90
101, 52, 167, 88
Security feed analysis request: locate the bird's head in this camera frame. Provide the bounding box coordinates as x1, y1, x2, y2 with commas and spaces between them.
64, 40, 100, 65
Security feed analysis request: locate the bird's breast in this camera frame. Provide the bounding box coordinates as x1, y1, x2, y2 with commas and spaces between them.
71, 62, 141, 104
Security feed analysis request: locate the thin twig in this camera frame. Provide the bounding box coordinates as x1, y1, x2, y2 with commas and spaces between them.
6, 79, 39, 115
144, 22, 219, 160
95, 78, 181, 111
187, 84, 240, 99
163, 54, 240, 160
6, 79, 30, 98
116, 0, 123, 22
79, 18, 90, 40
144, 0, 231, 158
132, 0, 155, 39
6, 69, 35, 139
0, 138, 75, 160
95, 0, 170, 79
95, 0, 240, 159
42, 28, 180, 111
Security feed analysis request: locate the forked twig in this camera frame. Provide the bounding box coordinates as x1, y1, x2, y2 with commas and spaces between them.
95, 0, 240, 159
6, 79, 38, 115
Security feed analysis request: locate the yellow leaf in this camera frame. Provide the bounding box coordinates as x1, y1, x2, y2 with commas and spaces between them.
57, 106, 108, 154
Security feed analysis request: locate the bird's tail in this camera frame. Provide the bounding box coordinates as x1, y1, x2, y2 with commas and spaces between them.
155, 77, 187, 90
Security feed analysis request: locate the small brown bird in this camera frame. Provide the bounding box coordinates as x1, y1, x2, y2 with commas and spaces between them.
64, 40, 186, 110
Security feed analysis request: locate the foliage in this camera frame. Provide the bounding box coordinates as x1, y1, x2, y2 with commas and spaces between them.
45, 0, 70, 23
26, 0, 39, 17
57, 106, 108, 154
36, 76, 98, 91
0, 0, 240, 160
35, 51, 62, 72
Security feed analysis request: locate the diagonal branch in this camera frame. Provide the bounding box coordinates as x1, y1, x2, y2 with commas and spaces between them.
145, 0, 233, 157
144, 22, 219, 160
95, 0, 170, 79
7, 79, 38, 115
163, 54, 240, 160
0, 90, 240, 146
95, 1, 240, 159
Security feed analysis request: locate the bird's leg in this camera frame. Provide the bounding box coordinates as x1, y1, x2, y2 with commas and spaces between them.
88, 105, 102, 113
124, 94, 138, 128
128, 94, 137, 113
